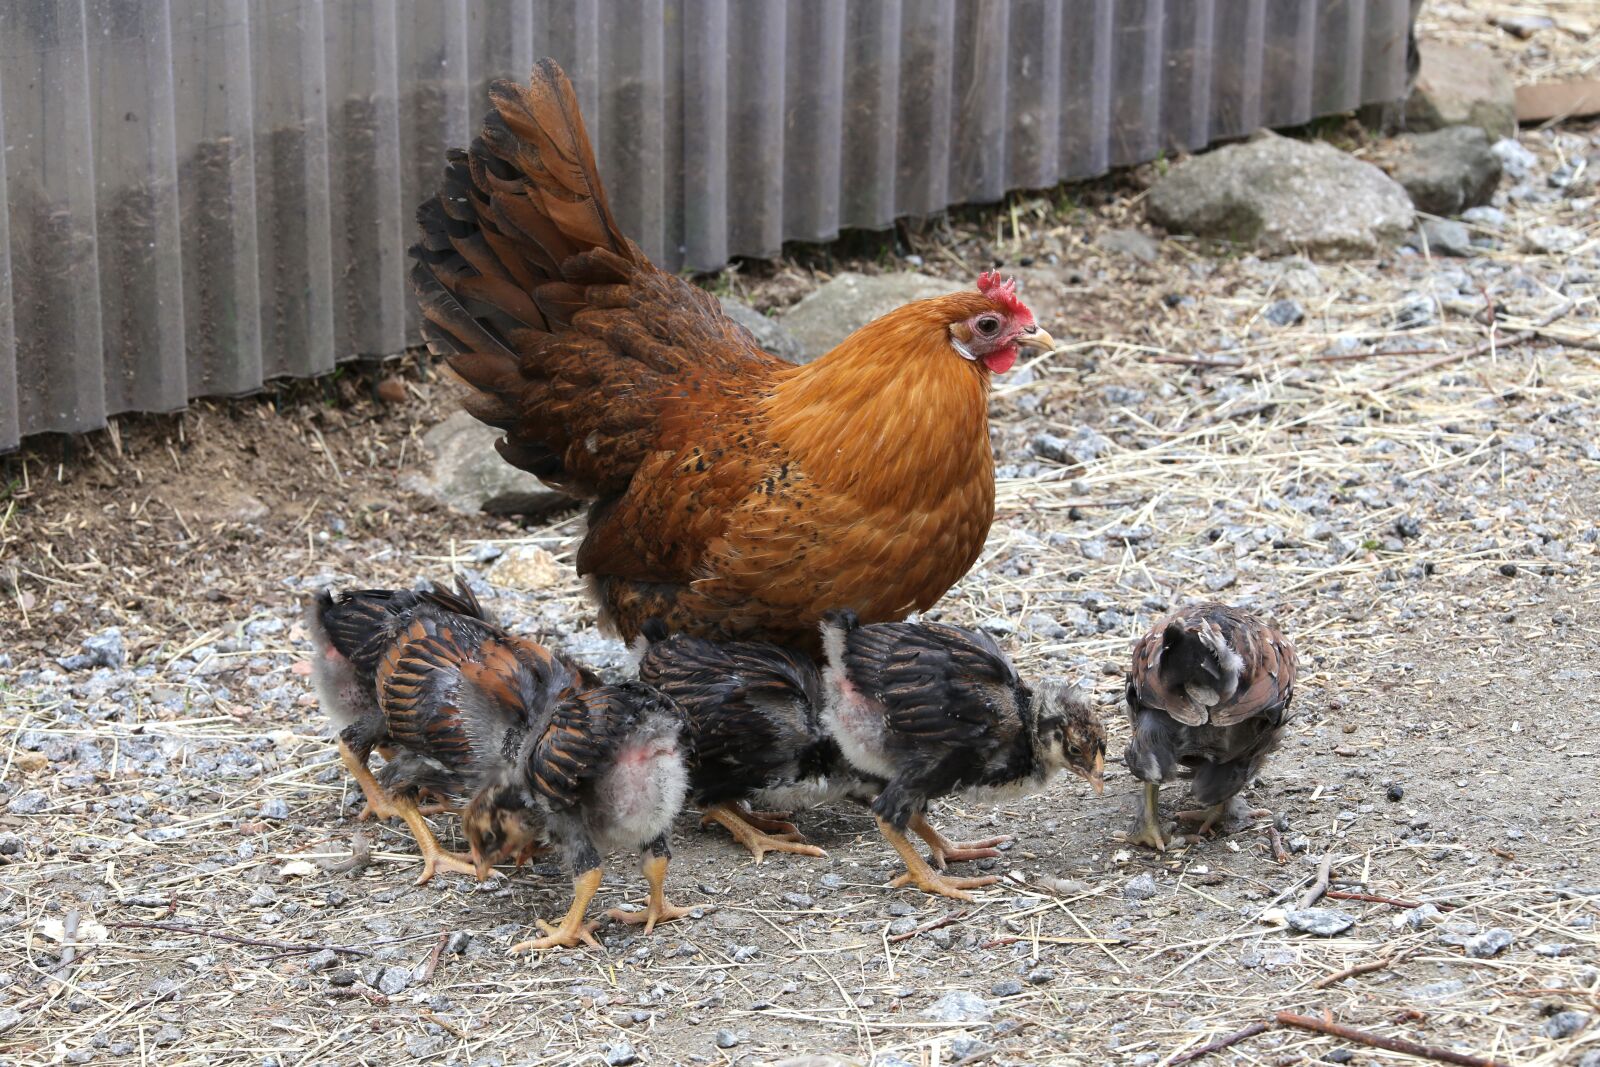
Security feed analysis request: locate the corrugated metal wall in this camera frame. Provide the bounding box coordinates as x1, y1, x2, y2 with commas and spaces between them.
0, 0, 1411, 451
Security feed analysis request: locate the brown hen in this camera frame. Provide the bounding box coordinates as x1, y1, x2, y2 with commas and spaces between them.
411, 60, 1054, 652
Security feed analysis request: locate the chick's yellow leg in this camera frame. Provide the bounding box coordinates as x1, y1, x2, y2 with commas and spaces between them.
879, 818, 999, 902
387, 793, 477, 885
703, 804, 826, 862
1127, 782, 1167, 852
606, 854, 697, 933
908, 812, 1012, 869
337, 739, 399, 822
511, 868, 604, 952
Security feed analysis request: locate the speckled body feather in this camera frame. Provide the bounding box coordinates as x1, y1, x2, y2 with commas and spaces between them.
819, 612, 1106, 831
1124, 602, 1298, 806
636, 628, 872, 812
411, 60, 1019, 652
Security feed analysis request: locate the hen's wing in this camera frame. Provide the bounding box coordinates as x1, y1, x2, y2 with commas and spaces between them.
844, 622, 1021, 749
1209, 608, 1297, 729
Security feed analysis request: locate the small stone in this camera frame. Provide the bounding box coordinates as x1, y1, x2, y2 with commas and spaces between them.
1287, 834, 1310, 854
1026, 966, 1056, 985
1544, 1011, 1588, 1039
152, 1025, 184, 1046
7, 790, 48, 815
1263, 298, 1304, 326
404, 1036, 444, 1058
1204, 571, 1238, 592
1123, 873, 1159, 900
1417, 218, 1474, 257
887, 917, 918, 936
1095, 227, 1162, 264
81, 628, 127, 669
819, 873, 844, 890
1499, 563, 1518, 577
305, 949, 339, 972
1404, 42, 1517, 141
376, 965, 411, 995
1382, 127, 1502, 215
259, 797, 290, 821
714, 1029, 740, 1049
0, 1007, 24, 1033
1031, 432, 1072, 463
1386, 783, 1405, 802
1285, 908, 1356, 937
731, 945, 760, 962
604, 1042, 639, 1066
1466, 928, 1514, 958
781, 892, 814, 908
921, 990, 993, 1023
1406, 903, 1443, 930
0, 833, 22, 855
991, 978, 1025, 997
1321, 1050, 1355, 1064
1535, 943, 1574, 957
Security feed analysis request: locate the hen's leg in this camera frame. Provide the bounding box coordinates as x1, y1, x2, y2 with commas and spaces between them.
908, 812, 1011, 869
511, 868, 604, 952
337, 737, 399, 823
702, 803, 826, 862
387, 794, 477, 885
879, 818, 999, 902
606, 836, 696, 933
1127, 781, 1167, 852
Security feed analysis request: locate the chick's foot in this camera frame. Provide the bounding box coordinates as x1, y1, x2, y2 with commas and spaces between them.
703, 804, 826, 862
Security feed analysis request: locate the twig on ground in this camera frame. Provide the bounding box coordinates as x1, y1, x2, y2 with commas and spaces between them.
108, 921, 372, 958
1379, 301, 1576, 389
1298, 855, 1333, 909
50, 910, 82, 984
887, 909, 967, 944
1274, 1011, 1510, 1067
1325, 889, 1445, 910
1168, 1021, 1273, 1065
319, 832, 372, 874
1312, 949, 1412, 990
1266, 825, 1290, 865
418, 932, 451, 982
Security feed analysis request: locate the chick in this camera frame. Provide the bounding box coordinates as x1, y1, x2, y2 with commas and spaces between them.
1123, 602, 1298, 852
819, 611, 1106, 901
306, 579, 575, 882
464, 681, 693, 951
635, 624, 875, 862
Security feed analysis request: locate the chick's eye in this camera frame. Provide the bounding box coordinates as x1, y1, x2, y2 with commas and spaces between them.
1068, 744, 1082, 757
976, 315, 1001, 336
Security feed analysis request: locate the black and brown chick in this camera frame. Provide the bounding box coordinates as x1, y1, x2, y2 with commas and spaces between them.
1124, 602, 1298, 852
819, 611, 1106, 901
463, 680, 693, 952
306, 579, 576, 883
635, 622, 875, 863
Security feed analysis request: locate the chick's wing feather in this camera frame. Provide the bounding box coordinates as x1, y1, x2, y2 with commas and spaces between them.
846, 622, 1019, 746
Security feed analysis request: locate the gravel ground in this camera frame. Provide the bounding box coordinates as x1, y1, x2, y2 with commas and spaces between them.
4, 35, 1600, 1067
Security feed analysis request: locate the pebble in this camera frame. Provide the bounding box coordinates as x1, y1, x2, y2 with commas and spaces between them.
714, 1029, 740, 1049
152, 1024, 184, 1045
259, 798, 290, 821
1285, 908, 1356, 937
1030, 432, 1074, 464
819, 873, 844, 890
887, 917, 918, 936
604, 1042, 638, 1066
731, 945, 760, 962
1534, 943, 1574, 957
1579, 1052, 1600, 1067
1263, 298, 1305, 326
1123, 873, 1159, 900
886, 901, 917, 917
781, 892, 814, 908
376, 965, 411, 995
0, 1007, 22, 1033
991, 979, 1024, 997
1321, 1050, 1355, 1064
1386, 783, 1405, 802
1544, 1011, 1589, 1039
1461, 205, 1506, 228
921, 990, 993, 1023
7, 790, 48, 815
1466, 928, 1514, 958
1026, 966, 1056, 985
1405, 903, 1443, 929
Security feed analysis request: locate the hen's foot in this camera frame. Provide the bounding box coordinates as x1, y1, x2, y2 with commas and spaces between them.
703, 804, 826, 863
909, 814, 1010, 868
509, 869, 604, 952
878, 817, 998, 902
1127, 782, 1167, 852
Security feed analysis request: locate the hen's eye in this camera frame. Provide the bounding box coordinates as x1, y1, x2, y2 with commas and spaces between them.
1068, 744, 1082, 757
976, 315, 1001, 336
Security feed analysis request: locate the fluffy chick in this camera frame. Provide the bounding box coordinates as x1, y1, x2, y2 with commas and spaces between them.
820, 611, 1106, 901
464, 681, 693, 951
635, 623, 875, 862
1124, 602, 1298, 851
306, 579, 577, 882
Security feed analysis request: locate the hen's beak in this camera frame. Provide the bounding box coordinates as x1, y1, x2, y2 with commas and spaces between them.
1014, 325, 1057, 354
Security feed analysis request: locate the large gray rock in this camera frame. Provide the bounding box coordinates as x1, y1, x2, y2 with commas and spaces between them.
717, 295, 807, 365
405, 411, 568, 516
1146, 132, 1414, 258
776, 271, 956, 361
1381, 126, 1502, 215
1404, 42, 1517, 142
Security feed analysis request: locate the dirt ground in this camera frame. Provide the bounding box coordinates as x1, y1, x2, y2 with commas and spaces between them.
4, 12, 1600, 1067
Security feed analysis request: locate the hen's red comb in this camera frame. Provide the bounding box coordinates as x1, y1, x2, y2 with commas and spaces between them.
977, 271, 1033, 323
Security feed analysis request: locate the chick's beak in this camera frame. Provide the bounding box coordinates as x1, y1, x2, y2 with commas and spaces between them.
1084, 750, 1105, 796
472, 849, 494, 882
1014, 324, 1057, 354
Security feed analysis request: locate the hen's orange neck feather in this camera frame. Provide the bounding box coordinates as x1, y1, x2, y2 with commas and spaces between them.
765, 295, 994, 510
